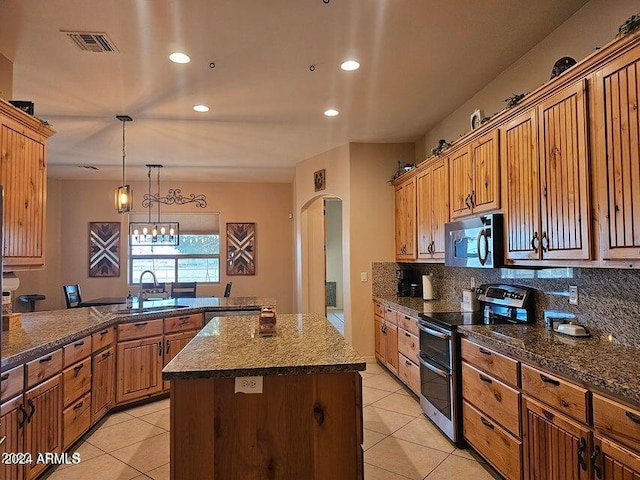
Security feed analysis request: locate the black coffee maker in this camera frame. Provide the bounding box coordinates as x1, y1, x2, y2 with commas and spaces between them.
396, 269, 412, 297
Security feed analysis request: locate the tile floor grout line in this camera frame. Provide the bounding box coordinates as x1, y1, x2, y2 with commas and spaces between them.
363, 461, 415, 480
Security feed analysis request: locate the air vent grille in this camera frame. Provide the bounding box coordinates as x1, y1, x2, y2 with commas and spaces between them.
62, 31, 119, 53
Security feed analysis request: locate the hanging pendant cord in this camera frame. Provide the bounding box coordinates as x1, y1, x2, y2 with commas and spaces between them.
157, 167, 161, 223
147, 166, 152, 223
121, 120, 126, 185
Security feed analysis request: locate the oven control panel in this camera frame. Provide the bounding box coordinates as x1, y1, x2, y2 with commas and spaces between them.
476, 284, 532, 308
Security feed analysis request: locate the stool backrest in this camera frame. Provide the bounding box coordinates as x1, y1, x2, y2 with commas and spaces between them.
63, 284, 82, 308
171, 282, 197, 298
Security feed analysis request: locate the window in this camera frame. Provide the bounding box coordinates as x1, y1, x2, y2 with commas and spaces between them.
128, 213, 220, 284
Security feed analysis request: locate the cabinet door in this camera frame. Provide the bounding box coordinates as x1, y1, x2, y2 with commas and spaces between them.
1, 395, 26, 480
471, 129, 500, 214
502, 110, 542, 260
537, 80, 591, 260
374, 318, 386, 363
395, 177, 416, 260
0, 122, 47, 269
163, 331, 197, 391
116, 336, 163, 405
25, 375, 62, 480
593, 45, 640, 260
522, 396, 591, 480
417, 167, 434, 259
92, 346, 115, 423
385, 322, 399, 375
449, 146, 473, 219
593, 435, 640, 480
431, 159, 449, 258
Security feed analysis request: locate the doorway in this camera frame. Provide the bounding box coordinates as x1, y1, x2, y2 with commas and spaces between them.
325, 198, 343, 335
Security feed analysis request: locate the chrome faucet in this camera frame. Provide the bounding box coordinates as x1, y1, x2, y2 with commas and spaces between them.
138, 270, 158, 302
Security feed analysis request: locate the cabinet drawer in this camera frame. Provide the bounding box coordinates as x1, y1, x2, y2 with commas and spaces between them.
374, 302, 385, 318
164, 313, 204, 334
62, 356, 91, 407
398, 354, 420, 395
461, 338, 519, 386
1, 365, 24, 401
92, 327, 116, 352
593, 393, 640, 452
463, 400, 522, 480
462, 362, 520, 437
118, 319, 163, 341
63, 392, 91, 450
521, 364, 588, 424
63, 336, 91, 368
384, 307, 398, 325
26, 349, 63, 389
397, 329, 419, 362
397, 313, 419, 336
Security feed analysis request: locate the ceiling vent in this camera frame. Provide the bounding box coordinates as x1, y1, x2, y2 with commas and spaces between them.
62, 31, 119, 53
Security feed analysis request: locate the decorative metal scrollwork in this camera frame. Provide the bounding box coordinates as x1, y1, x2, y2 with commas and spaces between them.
142, 189, 207, 209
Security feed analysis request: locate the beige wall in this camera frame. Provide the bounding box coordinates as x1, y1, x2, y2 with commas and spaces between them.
422, 0, 639, 154
15, 179, 294, 313
0, 53, 12, 100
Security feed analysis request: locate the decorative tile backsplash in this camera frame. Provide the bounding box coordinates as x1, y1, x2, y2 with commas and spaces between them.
372, 262, 640, 348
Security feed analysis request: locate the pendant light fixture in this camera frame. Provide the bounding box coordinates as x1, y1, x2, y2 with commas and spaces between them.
129, 164, 180, 246
115, 115, 133, 213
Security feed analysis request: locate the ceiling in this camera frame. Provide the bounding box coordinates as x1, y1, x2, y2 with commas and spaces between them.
0, 0, 590, 183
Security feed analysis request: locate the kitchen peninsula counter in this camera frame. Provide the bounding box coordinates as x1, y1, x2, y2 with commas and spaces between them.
164, 313, 366, 480
1, 296, 273, 370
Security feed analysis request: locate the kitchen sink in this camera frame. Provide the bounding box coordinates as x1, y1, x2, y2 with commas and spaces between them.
111, 304, 191, 314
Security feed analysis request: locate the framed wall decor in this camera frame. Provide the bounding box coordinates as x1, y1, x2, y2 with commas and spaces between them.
314, 169, 326, 192
89, 222, 121, 277
470, 109, 483, 130
226, 222, 256, 275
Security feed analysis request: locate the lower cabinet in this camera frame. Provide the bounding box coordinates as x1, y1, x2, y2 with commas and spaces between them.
163, 330, 198, 391
116, 336, 164, 404
593, 435, 640, 480
373, 303, 399, 376
24, 374, 63, 480
92, 346, 115, 423
1, 395, 26, 480
63, 392, 91, 450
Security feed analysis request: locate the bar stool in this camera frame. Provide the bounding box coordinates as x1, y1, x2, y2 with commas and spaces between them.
18, 294, 46, 312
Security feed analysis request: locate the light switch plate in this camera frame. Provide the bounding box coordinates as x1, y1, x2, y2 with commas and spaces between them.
360, 272, 368, 282
569, 285, 578, 305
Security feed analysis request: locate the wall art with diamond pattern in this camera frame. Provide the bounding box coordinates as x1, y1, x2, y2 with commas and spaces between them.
226, 222, 256, 276
89, 222, 121, 277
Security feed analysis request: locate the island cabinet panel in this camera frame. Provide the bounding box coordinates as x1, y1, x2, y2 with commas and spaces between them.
537, 80, 591, 260
522, 396, 591, 480
170, 372, 363, 480
24, 374, 63, 480
163, 331, 197, 391
92, 327, 116, 353
116, 336, 163, 404
62, 356, 91, 406
1, 395, 25, 480
62, 392, 91, 450
91, 346, 115, 423
417, 159, 449, 260
593, 44, 640, 260
1, 364, 24, 401
164, 313, 203, 334
593, 435, 640, 480
394, 176, 416, 260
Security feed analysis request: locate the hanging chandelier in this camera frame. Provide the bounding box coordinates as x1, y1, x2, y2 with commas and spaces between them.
129, 165, 180, 246
115, 115, 133, 213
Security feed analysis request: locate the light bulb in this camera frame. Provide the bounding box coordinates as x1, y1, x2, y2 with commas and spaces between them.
152, 227, 158, 236
119, 192, 129, 204
160, 226, 166, 235
133, 228, 139, 236
142, 227, 148, 235
169, 227, 175, 236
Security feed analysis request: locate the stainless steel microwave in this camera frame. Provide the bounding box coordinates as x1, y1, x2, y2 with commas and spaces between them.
444, 213, 503, 268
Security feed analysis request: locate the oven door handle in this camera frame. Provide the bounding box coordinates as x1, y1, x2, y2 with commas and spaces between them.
418, 356, 449, 378
418, 323, 449, 339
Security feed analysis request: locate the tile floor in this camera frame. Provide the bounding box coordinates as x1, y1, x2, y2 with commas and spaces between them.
327, 308, 345, 335
44, 362, 500, 480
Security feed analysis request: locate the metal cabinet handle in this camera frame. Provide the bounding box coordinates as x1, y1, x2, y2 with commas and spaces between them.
477, 228, 489, 266
539, 374, 560, 386
626, 411, 640, 424
479, 374, 493, 384
470, 190, 476, 207
99, 329, 109, 336
480, 417, 494, 429
1, 373, 9, 381
531, 232, 539, 253
73, 340, 85, 347
39, 355, 53, 363
405, 332, 411, 337
18, 404, 29, 428
73, 401, 84, 410
591, 445, 602, 479
577, 437, 587, 471
134, 322, 148, 327
178, 316, 190, 323
158, 341, 162, 356
405, 360, 411, 366
101, 351, 111, 359
166, 341, 171, 354
73, 364, 84, 377
541, 231, 549, 252
478, 347, 492, 356
26, 399, 36, 423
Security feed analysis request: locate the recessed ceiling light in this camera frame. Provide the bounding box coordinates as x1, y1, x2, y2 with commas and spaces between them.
169, 52, 191, 64
193, 104, 210, 112
340, 60, 360, 71
324, 109, 339, 117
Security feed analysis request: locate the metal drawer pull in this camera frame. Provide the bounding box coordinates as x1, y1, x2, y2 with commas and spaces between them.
39, 355, 53, 363
418, 356, 449, 378
101, 351, 111, 359
73, 364, 84, 376
405, 332, 411, 337
478, 348, 492, 356
178, 316, 190, 322
405, 360, 411, 366
539, 374, 560, 386
99, 329, 109, 336
73, 340, 85, 347
134, 322, 148, 327
479, 374, 493, 384
418, 323, 449, 339
1, 373, 9, 381
626, 410, 640, 424
480, 417, 494, 429
73, 401, 84, 410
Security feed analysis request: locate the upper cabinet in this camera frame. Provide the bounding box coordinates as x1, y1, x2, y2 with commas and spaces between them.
449, 129, 500, 219
502, 80, 591, 262
0, 100, 55, 270
593, 43, 640, 261
417, 158, 449, 260
394, 176, 416, 260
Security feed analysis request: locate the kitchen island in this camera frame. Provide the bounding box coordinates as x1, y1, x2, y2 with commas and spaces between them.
163, 312, 366, 480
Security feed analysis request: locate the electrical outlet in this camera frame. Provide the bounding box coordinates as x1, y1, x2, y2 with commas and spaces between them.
234, 376, 263, 394
569, 285, 578, 305
360, 272, 368, 282
470, 277, 476, 289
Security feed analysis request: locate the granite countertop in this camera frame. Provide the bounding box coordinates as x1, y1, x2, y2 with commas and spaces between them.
162, 313, 366, 380
374, 295, 460, 317
2, 297, 273, 370
460, 324, 640, 405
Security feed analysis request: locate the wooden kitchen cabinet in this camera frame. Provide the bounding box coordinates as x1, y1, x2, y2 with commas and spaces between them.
417, 158, 449, 260
372, 302, 399, 376
449, 129, 500, 219
394, 176, 416, 260
0, 99, 55, 270
593, 393, 640, 453
593, 43, 640, 261
522, 395, 591, 480
116, 336, 163, 404
592, 435, 640, 480
24, 374, 63, 480
374, 317, 386, 363
92, 346, 115, 423
1, 395, 26, 480
163, 331, 197, 391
